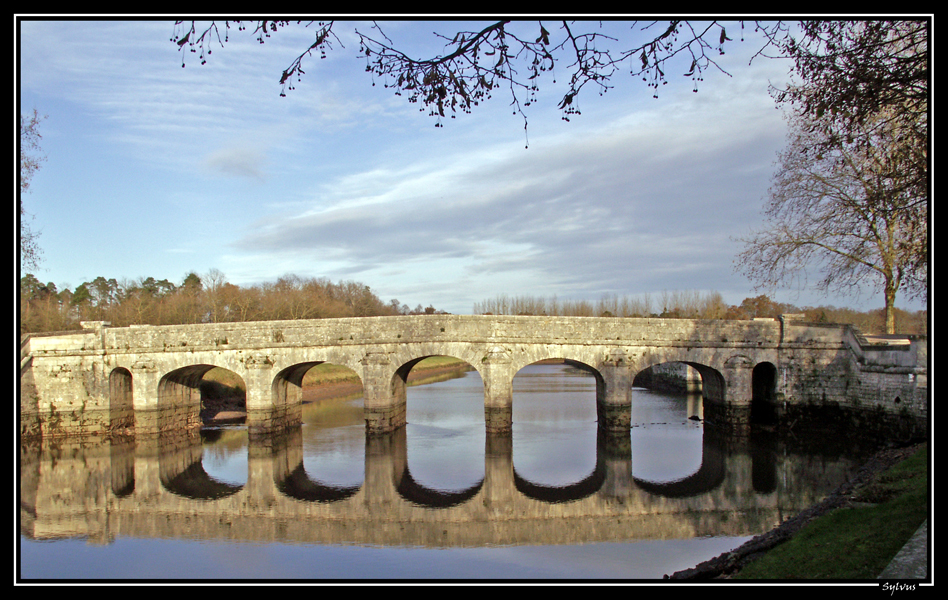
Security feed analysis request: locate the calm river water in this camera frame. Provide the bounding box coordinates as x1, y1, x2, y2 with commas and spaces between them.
19, 362, 876, 581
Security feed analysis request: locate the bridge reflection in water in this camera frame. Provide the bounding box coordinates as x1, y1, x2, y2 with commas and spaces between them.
20, 363, 879, 581
21, 417, 866, 550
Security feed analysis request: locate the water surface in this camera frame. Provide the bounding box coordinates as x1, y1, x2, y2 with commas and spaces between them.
19, 363, 871, 580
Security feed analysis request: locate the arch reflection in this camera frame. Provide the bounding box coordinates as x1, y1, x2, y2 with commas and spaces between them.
21, 425, 877, 554
512, 464, 606, 503
162, 461, 243, 500
511, 360, 599, 498
277, 464, 361, 502
631, 435, 726, 498
403, 356, 486, 496
396, 468, 483, 508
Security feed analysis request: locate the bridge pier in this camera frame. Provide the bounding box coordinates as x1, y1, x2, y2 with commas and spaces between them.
483, 432, 516, 508
481, 347, 516, 433
130, 360, 163, 433
243, 357, 302, 435
597, 351, 633, 431
704, 358, 754, 432
361, 352, 407, 434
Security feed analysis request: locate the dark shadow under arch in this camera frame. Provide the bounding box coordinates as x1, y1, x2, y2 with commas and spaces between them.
277, 463, 361, 503
631, 434, 726, 498
109, 367, 134, 431
513, 464, 606, 503
162, 460, 243, 500
751, 362, 779, 425
396, 468, 483, 508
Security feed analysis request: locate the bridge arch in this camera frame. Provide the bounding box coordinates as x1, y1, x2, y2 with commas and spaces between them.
158, 364, 248, 429
628, 360, 721, 494
108, 367, 134, 432
272, 361, 364, 408
633, 360, 726, 406
373, 352, 486, 429
509, 359, 601, 499
512, 358, 602, 422
391, 353, 485, 399
751, 362, 779, 425
396, 354, 486, 495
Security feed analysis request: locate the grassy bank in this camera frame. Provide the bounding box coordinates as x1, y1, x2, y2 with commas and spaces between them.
732, 443, 928, 580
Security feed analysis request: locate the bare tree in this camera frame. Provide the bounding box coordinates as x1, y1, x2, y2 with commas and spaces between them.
771, 21, 927, 195
19, 108, 47, 271
203, 268, 229, 323
735, 111, 925, 334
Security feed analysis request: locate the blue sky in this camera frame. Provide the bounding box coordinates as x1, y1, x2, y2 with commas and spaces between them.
16, 18, 926, 315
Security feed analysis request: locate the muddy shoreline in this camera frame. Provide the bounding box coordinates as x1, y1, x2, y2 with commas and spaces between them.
201, 362, 474, 423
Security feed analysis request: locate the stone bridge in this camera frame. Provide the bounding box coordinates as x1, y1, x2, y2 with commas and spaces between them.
19, 314, 927, 440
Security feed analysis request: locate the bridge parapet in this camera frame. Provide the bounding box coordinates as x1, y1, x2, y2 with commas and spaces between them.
82, 315, 789, 351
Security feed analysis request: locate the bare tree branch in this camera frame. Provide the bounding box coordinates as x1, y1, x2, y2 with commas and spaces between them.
19, 108, 47, 271
170, 19, 794, 141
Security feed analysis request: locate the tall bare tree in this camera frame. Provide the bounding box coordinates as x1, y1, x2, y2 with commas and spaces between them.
735, 110, 926, 334
771, 20, 927, 204
19, 108, 47, 271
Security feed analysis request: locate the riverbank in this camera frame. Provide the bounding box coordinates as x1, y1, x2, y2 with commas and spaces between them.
201, 357, 474, 422
301, 356, 475, 402
667, 441, 929, 581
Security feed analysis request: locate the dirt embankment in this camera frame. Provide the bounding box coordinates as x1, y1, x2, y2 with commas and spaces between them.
201, 361, 474, 424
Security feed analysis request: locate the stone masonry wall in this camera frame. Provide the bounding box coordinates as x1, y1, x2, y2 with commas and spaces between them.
20, 316, 927, 441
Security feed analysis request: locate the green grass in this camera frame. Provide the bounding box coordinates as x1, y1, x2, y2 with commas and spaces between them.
301, 363, 362, 386
733, 444, 928, 580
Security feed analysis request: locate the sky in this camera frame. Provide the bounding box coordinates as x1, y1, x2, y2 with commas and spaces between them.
16, 17, 927, 315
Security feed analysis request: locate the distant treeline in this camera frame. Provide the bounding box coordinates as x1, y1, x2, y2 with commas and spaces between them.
19, 270, 446, 334
472, 291, 927, 336
20, 271, 926, 337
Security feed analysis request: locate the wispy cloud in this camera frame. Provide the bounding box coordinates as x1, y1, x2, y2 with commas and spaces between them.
229, 92, 786, 310
24, 19, 908, 314
202, 145, 269, 180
